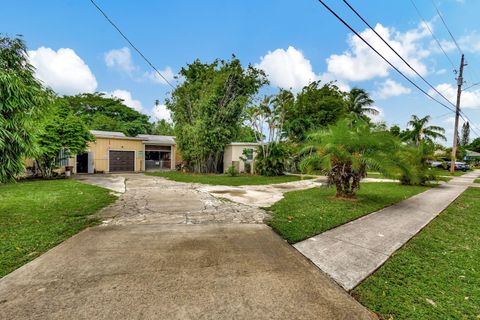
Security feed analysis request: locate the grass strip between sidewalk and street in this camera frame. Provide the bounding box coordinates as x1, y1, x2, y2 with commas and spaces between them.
267, 182, 429, 243
353, 187, 480, 320
0, 179, 116, 278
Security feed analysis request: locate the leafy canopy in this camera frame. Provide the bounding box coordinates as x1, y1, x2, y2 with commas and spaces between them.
61, 93, 153, 136
0, 35, 48, 183
167, 57, 267, 173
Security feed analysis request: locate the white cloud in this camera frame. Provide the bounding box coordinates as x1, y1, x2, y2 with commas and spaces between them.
152, 104, 171, 122
327, 23, 430, 81
459, 32, 480, 53
370, 106, 385, 123
430, 83, 480, 109
256, 46, 319, 91
107, 89, 143, 112
374, 79, 411, 99
28, 47, 97, 95
105, 47, 135, 73
144, 67, 176, 85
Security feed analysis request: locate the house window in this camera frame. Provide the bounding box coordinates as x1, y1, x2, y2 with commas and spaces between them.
56, 149, 70, 167
243, 148, 254, 161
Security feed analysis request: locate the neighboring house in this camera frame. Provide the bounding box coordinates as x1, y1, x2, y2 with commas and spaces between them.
223, 142, 260, 174
465, 150, 480, 161
74, 130, 177, 174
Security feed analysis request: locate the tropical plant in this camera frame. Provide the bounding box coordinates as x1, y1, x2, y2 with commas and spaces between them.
35, 99, 94, 178
255, 142, 290, 176
151, 119, 174, 136
225, 165, 238, 177
346, 88, 378, 121
61, 93, 153, 136
461, 122, 470, 146
282, 81, 347, 142
300, 119, 401, 198
0, 35, 49, 183
404, 115, 446, 146
469, 137, 480, 152
397, 142, 438, 185
167, 57, 267, 173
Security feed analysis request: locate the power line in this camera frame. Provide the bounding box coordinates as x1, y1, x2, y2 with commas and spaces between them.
88, 0, 176, 89
409, 0, 456, 71
463, 82, 480, 91
316, 0, 456, 114
342, 0, 457, 110
430, 0, 463, 55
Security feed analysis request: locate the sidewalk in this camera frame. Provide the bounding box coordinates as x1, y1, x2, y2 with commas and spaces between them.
294, 170, 480, 291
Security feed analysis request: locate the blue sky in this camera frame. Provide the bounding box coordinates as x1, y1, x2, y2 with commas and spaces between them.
2, 0, 480, 144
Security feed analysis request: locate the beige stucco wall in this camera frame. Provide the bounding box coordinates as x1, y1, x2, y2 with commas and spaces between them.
88, 137, 145, 173
223, 144, 258, 173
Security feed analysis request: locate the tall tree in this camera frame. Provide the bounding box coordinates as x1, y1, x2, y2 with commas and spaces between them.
167, 57, 267, 173
151, 119, 174, 136
282, 81, 347, 142
35, 99, 94, 178
461, 122, 470, 146
0, 35, 48, 183
61, 93, 153, 136
346, 88, 378, 121
405, 115, 446, 146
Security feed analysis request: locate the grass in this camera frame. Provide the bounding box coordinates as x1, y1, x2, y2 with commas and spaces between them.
430, 168, 470, 177
267, 183, 429, 243
367, 168, 469, 179
145, 171, 313, 186
475, 178, 480, 183
353, 187, 480, 320
0, 179, 116, 278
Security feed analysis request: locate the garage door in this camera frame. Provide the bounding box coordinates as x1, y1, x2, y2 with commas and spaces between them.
109, 151, 135, 172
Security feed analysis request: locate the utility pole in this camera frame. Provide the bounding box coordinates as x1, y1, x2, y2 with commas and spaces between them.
450, 54, 465, 175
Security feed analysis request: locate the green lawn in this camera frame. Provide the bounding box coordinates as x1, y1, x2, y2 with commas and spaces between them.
0, 179, 116, 278
430, 168, 470, 177
475, 178, 480, 183
145, 171, 313, 186
353, 187, 480, 320
267, 183, 429, 243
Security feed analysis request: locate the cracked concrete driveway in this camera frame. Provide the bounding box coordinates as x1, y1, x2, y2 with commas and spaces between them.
0, 174, 373, 320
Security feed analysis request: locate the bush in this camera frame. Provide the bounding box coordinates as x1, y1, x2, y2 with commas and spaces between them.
255, 142, 290, 176
225, 165, 238, 177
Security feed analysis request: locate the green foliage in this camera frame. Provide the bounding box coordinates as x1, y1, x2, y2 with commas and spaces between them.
389, 124, 401, 136
346, 87, 378, 122
151, 119, 174, 136
0, 35, 48, 183
167, 57, 267, 173
268, 183, 428, 243
300, 119, 402, 198
255, 142, 290, 176
282, 81, 347, 142
0, 179, 116, 277
225, 165, 238, 177
461, 122, 470, 146
61, 93, 152, 136
35, 99, 94, 178
397, 142, 438, 185
403, 115, 446, 145
235, 125, 258, 142
469, 137, 480, 152
145, 171, 308, 186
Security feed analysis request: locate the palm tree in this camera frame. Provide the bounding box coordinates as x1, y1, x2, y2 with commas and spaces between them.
406, 115, 446, 146
300, 119, 401, 198
346, 88, 379, 120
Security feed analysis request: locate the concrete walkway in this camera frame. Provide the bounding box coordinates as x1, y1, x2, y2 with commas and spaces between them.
0, 174, 373, 320
294, 170, 480, 291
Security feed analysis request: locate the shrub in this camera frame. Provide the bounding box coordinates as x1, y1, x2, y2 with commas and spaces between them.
225, 165, 238, 177
255, 142, 290, 176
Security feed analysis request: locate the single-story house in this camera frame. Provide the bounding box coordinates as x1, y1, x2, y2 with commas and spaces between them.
465, 150, 480, 161
223, 142, 260, 174
74, 130, 177, 174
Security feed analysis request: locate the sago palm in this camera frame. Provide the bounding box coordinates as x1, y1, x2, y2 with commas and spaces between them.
406, 115, 446, 146
300, 119, 401, 198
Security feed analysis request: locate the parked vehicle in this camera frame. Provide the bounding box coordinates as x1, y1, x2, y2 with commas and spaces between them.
429, 158, 470, 171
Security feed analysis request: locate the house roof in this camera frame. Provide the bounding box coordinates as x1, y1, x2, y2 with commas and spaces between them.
466, 150, 480, 157
227, 142, 262, 146
90, 130, 144, 140
137, 134, 176, 145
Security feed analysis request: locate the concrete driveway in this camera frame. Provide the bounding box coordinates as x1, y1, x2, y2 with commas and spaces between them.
0, 174, 373, 320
